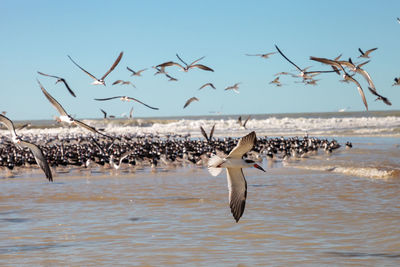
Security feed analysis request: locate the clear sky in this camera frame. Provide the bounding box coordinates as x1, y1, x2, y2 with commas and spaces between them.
1, 0, 399, 120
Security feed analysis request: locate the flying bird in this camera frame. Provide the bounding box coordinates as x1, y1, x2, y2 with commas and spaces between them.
310, 56, 368, 111
368, 87, 392, 106
68, 51, 123, 86
38, 80, 113, 138
225, 83, 241, 93
238, 115, 251, 129
245, 52, 276, 59
200, 124, 215, 143
37, 71, 76, 97
392, 77, 400, 86
0, 114, 53, 181
126, 67, 147, 76
207, 131, 266, 222
157, 54, 214, 72
358, 47, 377, 58
183, 97, 199, 109
165, 73, 178, 82
94, 96, 159, 110
199, 83, 216, 90
275, 45, 336, 79
112, 80, 136, 88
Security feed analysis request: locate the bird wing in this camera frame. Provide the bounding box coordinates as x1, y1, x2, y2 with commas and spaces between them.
189, 64, 214, 72
189, 56, 205, 66
358, 48, 365, 56
227, 131, 257, 158
19, 140, 53, 181
368, 87, 392, 106
94, 96, 122, 101
183, 97, 198, 109
347, 76, 368, 111
243, 115, 251, 128
209, 124, 215, 141
68, 55, 99, 81
0, 114, 18, 140
101, 51, 123, 80
157, 61, 185, 71
73, 119, 113, 139
60, 79, 76, 97
112, 80, 123, 85
37, 71, 60, 79
37, 80, 69, 116
176, 54, 189, 67
226, 168, 247, 222
126, 66, 136, 74
364, 48, 377, 57
200, 126, 209, 141
357, 68, 376, 90
100, 109, 107, 118
275, 45, 303, 72
126, 96, 159, 110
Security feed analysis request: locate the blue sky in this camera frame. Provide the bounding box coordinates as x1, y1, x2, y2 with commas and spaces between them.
1, 0, 399, 120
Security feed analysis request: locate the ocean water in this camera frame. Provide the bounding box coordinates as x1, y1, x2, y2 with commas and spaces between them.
0, 111, 400, 265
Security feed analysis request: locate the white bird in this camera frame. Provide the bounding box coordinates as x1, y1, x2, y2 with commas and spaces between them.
38, 80, 113, 138
245, 52, 276, 59
0, 114, 53, 181
358, 47, 377, 58
68, 52, 123, 86
207, 131, 266, 222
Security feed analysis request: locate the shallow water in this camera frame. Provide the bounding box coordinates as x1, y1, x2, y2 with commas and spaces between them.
0, 137, 400, 266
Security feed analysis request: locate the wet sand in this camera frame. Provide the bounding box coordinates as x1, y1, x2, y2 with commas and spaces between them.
1, 161, 400, 266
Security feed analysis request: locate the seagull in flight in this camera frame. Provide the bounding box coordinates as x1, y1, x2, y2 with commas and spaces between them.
368, 87, 392, 106
245, 52, 276, 59
358, 47, 377, 58
94, 96, 159, 110
112, 80, 136, 88
200, 124, 215, 143
126, 66, 147, 77
225, 83, 241, 93
68, 52, 123, 86
207, 131, 266, 222
310, 56, 369, 111
38, 80, 114, 138
238, 115, 251, 129
0, 114, 53, 181
37, 71, 76, 97
157, 54, 214, 72
183, 97, 199, 109
199, 83, 216, 90
275, 45, 336, 79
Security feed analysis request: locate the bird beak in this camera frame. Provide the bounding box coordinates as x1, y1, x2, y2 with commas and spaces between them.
253, 164, 266, 172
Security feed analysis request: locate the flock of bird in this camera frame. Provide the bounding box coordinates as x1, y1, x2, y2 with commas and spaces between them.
0, 42, 390, 222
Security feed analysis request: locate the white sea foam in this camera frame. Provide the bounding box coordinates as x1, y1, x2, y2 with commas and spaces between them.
288, 164, 399, 179
1, 115, 400, 138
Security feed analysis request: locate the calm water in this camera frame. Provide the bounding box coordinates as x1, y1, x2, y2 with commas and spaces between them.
0, 137, 400, 266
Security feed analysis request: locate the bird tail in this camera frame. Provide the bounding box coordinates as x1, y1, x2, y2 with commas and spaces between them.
207, 155, 223, 176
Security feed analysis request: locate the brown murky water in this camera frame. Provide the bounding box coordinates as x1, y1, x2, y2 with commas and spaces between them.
1, 138, 400, 266
0, 169, 399, 265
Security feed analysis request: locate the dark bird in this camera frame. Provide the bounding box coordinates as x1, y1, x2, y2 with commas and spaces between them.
68, 52, 123, 86
358, 47, 377, 58
207, 131, 266, 222
0, 114, 53, 181
37, 71, 76, 97
200, 124, 215, 143
368, 87, 392, 106
94, 96, 159, 110
392, 77, 400, 86
126, 67, 147, 76
38, 80, 113, 138
183, 97, 199, 109
157, 54, 214, 72
199, 83, 216, 90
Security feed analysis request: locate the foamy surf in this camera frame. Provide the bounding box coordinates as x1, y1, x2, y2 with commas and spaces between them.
288, 164, 399, 179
